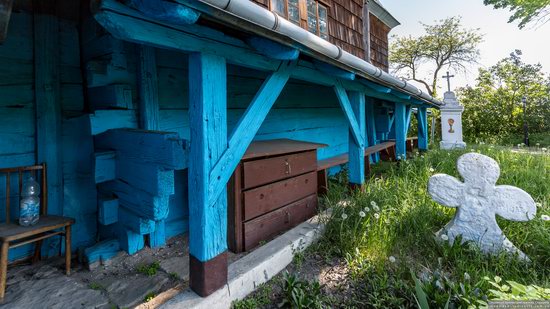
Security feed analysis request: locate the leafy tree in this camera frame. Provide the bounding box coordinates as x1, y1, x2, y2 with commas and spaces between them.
484, 0, 550, 28
389, 17, 483, 97
458, 50, 550, 141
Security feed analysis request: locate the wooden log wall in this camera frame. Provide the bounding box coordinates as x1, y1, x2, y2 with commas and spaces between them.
0, 0, 96, 261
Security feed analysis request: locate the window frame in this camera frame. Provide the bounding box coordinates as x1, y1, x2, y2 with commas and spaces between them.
269, 0, 329, 40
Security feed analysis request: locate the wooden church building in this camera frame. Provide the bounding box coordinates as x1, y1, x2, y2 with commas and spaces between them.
0, 0, 441, 300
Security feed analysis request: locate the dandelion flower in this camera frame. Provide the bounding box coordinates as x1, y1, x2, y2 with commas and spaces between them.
421, 155, 425, 158
536, 202, 542, 208
359, 211, 366, 218
337, 200, 351, 207
429, 167, 435, 173
541, 215, 550, 221
542, 148, 548, 152
440, 234, 449, 241
388, 256, 396, 263
373, 205, 380, 212
517, 144, 521, 148
341, 213, 348, 220
536, 143, 540, 146
364, 207, 370, 212
415, 151, 420, 155
470, 149, 475, 152
370, 201, 377, 207
374, 213, 380, 219
464, 272, 471, 281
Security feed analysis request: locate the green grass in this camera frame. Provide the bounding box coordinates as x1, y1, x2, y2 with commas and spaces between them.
312, 145, 550, 308
137, 261, 160, 277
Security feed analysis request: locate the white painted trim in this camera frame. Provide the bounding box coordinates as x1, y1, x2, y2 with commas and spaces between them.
160, 216, 325, 309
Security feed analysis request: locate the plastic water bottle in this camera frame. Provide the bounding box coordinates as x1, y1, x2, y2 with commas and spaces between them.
19, 176, 40, 226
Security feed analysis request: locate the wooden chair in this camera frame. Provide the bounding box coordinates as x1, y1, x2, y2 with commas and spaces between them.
0, 164, 74, 299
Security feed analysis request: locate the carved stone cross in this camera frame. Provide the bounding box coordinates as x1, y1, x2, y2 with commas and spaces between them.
442, 71, 455, 93
428, 153, 536, 260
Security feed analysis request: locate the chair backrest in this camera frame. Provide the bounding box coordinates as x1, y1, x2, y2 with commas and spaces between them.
0, 164, 47, 224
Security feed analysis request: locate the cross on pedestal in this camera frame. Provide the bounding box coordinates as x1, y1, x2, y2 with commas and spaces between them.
442, 71, 455, 92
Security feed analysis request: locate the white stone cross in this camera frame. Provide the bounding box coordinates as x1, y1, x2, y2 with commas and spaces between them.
428, 153, 536, 260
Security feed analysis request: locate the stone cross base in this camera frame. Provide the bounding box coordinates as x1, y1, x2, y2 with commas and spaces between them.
440, 140, 466, 150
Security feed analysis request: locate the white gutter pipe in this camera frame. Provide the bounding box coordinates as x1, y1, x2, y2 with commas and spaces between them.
194, 0, 441, 107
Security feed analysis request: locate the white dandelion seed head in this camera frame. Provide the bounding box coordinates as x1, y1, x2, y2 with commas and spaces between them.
464, 272, 471, 281
440, 234, 449, 241
536, 143, 540, 146
429, 167, 435, 173
421, 155, 425, 158
370, 201, 377, 207
373, 205, 380, 212
388, 256, 396, 263
374, 213, 380, 219
359, 211, 366, 218
536, 202, 542, 208
364, 207, 370, 212
341, 213, 348, 220
542, 148, 548, 152
541, 215, 550, 221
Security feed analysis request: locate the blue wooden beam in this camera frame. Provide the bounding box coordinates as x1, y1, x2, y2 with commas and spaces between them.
138, 45, 160, 130
333, 82, 364, 147
348, 92, 365, 187
126, 0, 200, 25
188, 52, 228, 296
394, 103, 407, 160
208, 60, 295, 208
365, 98, 378, 162
405, 105, 413, 131
93, 0, 279, 72
391, 90, 411, 100
417, 107, 429, 150
362, 80, 391, 93
313, 60, 355, 81
246, 36, 300, 60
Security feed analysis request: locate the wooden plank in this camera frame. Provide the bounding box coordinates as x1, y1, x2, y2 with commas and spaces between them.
98, 197, 119, 225
242, 139, 326, 160
88, 84, 133, 110
95, 151, 116, 184
34, 0, 62, 218
95, 129, 187, 170
243, 194, 317, 251
138, 45, 160, 130
243, 151, 316, 190
149, 220, 166, 248
348, 91, 365, 186
116, 160, 174, 196
188, 52, 227, 295
208, 60, 295, 208
118, 207, 155, 235
89, 110, 138, 135
243, 171, 317, 221
84, 239, 120, 264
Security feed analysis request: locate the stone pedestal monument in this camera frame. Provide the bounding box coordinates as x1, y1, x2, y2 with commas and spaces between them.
440, 91, 466, 150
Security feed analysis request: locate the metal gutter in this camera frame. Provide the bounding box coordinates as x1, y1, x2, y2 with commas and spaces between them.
178, 0, 441, 107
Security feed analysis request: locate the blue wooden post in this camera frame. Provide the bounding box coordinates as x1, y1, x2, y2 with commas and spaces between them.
394, 102, 407, 160
417, 107, 429, 151
365, 98, 377, 162
348, 92, 365, 188
188, 52, 228, 296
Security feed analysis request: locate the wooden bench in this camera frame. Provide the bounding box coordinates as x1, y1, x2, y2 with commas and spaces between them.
406, 137, 419, 152
317, 141, 396, 194
0, 164, 74, 299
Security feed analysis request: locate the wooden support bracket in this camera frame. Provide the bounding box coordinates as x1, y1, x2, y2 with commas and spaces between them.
333, 81, 364, 147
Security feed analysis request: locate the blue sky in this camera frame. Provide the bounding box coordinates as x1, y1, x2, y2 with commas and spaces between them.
381, 0, 550, 93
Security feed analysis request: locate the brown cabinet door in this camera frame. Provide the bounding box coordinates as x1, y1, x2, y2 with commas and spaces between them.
243, 194, 317, 251
243, 171, 317, 221
242, 150, 316, 189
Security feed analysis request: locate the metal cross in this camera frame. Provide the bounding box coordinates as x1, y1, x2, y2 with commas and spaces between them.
442, 71, 455, 93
